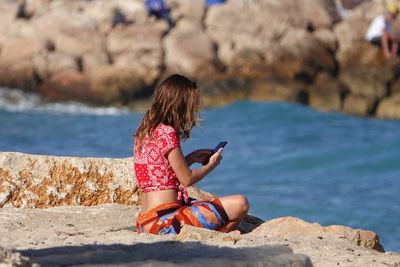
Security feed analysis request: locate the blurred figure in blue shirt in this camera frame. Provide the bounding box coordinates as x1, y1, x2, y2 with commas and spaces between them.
206, 0, 226, 6
145, 0, 173, 28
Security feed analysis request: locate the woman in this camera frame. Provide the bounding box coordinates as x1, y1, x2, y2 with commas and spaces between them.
134, 74, 249, 234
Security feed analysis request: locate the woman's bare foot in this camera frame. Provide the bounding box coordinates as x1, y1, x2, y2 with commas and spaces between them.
228, 230, 241, 234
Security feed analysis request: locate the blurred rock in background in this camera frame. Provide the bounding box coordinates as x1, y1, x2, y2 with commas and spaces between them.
1, 0, 400, 118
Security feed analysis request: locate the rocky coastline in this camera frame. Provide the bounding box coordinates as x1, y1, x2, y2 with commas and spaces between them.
1, 0, 400, 119
1, 151, 400, 266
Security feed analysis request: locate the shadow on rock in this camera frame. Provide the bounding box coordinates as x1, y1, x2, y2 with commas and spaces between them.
20, 241, 312, 267
237, 214, 265, 234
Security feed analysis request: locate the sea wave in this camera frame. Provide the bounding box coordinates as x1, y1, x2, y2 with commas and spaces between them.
0, 87, 130, 116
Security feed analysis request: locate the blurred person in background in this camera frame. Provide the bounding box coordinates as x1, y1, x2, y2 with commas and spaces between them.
111, 7, 130, 29
366, 3, 400, 60
105, 7, 134, 35
206, 0, 226, 6
145, 0, 173, 28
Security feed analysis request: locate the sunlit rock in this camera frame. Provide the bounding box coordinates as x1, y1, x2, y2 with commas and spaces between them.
250, 216, 384, 252
343, 94, 377, 116
376, 94, 400, 119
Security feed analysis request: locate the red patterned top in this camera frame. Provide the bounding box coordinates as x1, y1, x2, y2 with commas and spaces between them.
134, 124, 181, 193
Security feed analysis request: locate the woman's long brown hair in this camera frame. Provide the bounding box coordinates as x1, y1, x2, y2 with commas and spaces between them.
135, 74, 201, 150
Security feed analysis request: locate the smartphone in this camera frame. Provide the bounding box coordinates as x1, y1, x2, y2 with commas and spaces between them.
202, 141, 228, 165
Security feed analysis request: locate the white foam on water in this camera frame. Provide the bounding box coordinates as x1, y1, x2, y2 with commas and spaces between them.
0, 87, 130, 116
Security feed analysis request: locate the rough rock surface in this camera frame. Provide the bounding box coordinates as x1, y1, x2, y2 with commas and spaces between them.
0, 152, 138, 208
106, 23, 165, 86
0, 152, 215, 209
307, 73, 347, 112
343, 94, 377, 116
376, 94, 400, 119
1, 205, 400, 267
251, 216, 384, 252
163, 18, 219, 80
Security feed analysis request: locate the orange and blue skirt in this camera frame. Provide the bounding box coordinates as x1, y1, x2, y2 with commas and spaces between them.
136, 198, 229, 234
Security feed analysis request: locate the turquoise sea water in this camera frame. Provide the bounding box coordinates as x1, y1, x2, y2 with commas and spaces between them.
0, 89, 399, 252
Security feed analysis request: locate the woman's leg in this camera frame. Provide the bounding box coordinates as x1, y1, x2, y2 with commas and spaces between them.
217, 194, 249, 233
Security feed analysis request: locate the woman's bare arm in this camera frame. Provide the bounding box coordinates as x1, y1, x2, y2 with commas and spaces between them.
381, 31, 392, 59
168, 147, 222, 187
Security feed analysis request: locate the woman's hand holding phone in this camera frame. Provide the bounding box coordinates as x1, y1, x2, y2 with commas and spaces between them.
202, 141, 228, 165
207, 148, 223, 167
186, 149, 213, 165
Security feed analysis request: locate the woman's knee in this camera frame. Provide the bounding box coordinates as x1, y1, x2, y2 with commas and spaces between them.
236, 194, 249, 214
219, 194, 249, 220
229, 194, 249, 215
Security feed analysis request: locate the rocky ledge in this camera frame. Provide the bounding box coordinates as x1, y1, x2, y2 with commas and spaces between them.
1, 0, 400, 119
1, 151, 400, 266
1, 204, 399, 267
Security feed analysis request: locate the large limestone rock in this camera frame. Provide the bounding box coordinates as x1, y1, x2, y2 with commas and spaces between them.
37, 69, 91, 102
313, 28, 338, 52
87, 65, 146, 104
32, 52, 78, 80
163, 0, 221, 79
0, 10, 39, 44
343, 94, 377, 116
248, 78, 307, 103
81, 50, 110, 73
81, 0, 148, 33
294, 0, 340, 28
199, 79, 249, 108
376, 94, 400, 119
32, 5, 104, 57
335, 41, 393, 98
205, 0, 337, 80
37, 65, 151, 104
0, 152, 217, 209
307, 72, 348, 112
390, 79, 400, 95
163, 18, 220, 79
251, 216, 384, 252
107, 24, 164, 58
0, 59, 37, 92
0, 38, 42, 91
0, 152, 138, 208
0, 39, 42, 65
170, 0, 205, 24
0, 1, 19, 39
107, 23, 165, 86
